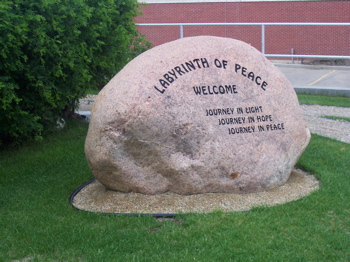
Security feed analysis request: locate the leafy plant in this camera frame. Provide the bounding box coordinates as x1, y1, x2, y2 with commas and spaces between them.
0, 0, 151, 148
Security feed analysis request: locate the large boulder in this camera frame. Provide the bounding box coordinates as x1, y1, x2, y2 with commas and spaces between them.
85, 36, 310, 195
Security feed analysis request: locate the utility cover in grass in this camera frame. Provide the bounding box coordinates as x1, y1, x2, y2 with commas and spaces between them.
85, 36, 310, 195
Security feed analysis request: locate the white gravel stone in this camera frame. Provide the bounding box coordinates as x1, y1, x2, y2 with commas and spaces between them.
84, 36, 310, 195
75, 67, 348, 215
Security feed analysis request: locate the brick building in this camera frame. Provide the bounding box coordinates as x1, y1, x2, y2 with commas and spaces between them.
136, 0, 350, 59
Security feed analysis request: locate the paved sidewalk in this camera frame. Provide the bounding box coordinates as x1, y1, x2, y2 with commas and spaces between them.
275, 63, 350, 97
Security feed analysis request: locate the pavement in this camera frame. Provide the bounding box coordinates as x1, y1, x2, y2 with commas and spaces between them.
274, 63, 350, 97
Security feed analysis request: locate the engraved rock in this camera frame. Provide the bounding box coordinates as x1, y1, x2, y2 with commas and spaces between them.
85, 36, 310, 195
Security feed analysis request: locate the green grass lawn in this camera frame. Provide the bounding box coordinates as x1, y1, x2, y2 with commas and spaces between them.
1, 96, 349, 261
322, 115, 350, 122
297, 94, 350, 107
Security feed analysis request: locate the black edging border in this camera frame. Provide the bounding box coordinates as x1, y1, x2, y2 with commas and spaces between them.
69, 179, 176, 218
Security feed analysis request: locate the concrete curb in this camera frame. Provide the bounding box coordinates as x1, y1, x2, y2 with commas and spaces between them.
294, 86, 350, 97
76, 111, 91, 121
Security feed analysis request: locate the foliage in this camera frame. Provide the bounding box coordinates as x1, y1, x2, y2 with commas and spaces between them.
0, 77, 44, 145
0, 0, 151, 147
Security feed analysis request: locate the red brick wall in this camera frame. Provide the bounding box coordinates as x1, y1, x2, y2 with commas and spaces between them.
136, 1, 350, 57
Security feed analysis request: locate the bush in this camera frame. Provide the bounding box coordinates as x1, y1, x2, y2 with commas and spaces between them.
0, 0, 151, 148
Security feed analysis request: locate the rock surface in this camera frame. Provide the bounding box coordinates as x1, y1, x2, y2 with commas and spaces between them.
85, 36, 310, 195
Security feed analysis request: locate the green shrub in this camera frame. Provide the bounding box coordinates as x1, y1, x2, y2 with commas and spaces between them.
0, 0, 151, 147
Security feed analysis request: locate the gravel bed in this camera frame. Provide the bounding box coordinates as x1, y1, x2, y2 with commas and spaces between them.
72, 169, 319, 214
300, 104, 350, 144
